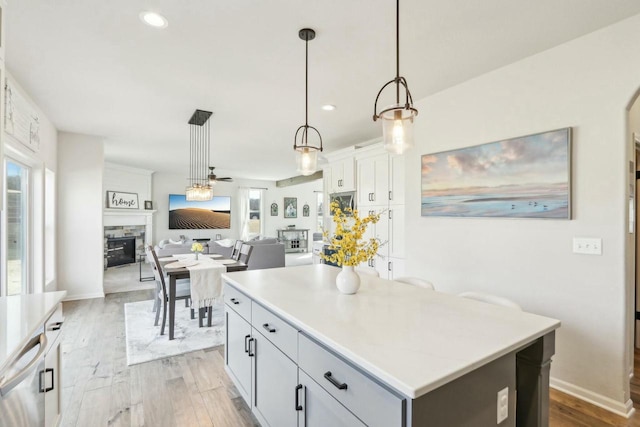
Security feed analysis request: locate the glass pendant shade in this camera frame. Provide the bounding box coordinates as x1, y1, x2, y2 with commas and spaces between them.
380, 106, 415, 154
296, 146, 318, 176
186, 184, 214, 202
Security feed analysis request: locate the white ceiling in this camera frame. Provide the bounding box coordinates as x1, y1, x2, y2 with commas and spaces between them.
6, 1, 640, 180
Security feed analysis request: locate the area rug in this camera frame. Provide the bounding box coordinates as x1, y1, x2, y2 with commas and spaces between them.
124, 299, 225, 366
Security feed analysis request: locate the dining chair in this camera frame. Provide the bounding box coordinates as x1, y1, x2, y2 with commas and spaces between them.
231, 240, 244, 260
458, 291, 522, 310
355, 266, 379, 277
238, 243, 253, 265
147, 245, 192, 334
394, 276, 435, 290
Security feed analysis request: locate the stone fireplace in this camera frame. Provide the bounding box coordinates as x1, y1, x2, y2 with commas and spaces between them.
103, 210, 154, 269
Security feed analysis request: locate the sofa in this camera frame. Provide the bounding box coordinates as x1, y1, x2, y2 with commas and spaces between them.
154, 239, 197, 258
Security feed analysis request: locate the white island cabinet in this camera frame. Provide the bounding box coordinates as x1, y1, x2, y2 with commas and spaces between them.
223, 265, 560, 427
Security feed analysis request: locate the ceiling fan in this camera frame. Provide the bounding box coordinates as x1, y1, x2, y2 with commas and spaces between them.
208, 166, 233, 184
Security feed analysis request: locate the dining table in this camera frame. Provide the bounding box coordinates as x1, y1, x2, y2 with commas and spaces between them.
164, 255, 248, 340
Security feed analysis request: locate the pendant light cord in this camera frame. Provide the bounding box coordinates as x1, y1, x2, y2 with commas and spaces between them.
396, 0, 400, 104
305, 34, 309, 145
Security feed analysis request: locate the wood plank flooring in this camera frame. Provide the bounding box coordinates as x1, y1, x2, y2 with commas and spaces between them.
60, 290, 258, 427
60, 290, 640, 426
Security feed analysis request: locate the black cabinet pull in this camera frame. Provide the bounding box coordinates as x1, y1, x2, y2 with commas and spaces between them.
295, 384, 303, 411
389, 190, 393, 201
45, 368, 54, 392
262, 323, 276, 333
244, 334, 251, 353
248, 338, 255, 357
50, 322, 63, 331
324, 371, 348, 390
230, 298, 240, 305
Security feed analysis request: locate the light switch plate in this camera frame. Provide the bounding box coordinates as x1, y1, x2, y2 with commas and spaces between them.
572, 237, 602, 255
497, 387, 508, 424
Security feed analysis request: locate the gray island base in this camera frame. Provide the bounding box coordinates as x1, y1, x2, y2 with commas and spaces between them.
222, 265, 559, 427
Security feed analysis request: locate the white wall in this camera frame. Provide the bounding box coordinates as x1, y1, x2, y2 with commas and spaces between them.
404, 14, 640, 415
57, 132, 104, 300
4, 72, 58, 292
103, 162, 153, 208
152, 171, 322, 245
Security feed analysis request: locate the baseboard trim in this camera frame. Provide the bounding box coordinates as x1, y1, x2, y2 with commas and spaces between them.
63, 291, 105, 301
550, 377, 635, 418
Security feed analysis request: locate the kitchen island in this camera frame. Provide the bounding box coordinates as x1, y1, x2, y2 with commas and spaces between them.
222, 265, 560, 426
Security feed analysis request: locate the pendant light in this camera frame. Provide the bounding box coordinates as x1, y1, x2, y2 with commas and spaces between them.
294, 28, 323, 176
373, 0, 418, 155
186, 109, 214, 201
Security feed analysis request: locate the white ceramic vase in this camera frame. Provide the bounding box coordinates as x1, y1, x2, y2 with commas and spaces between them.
336, 266, 361, 295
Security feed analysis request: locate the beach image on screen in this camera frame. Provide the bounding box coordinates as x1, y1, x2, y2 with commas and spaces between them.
169, 194, 231, 229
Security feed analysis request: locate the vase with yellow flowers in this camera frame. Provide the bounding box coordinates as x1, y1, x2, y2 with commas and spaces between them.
321, 201, 380, 294
191, 242, 204, 260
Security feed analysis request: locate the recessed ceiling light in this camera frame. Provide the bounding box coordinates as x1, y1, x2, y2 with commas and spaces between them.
139, 11, 168, 28
322, 104, 336, 111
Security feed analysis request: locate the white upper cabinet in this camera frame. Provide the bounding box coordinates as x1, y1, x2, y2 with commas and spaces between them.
357, 153, 389, 207
389, 154, 405, 206
327, 158, 355, 193
388, 205, 405, 259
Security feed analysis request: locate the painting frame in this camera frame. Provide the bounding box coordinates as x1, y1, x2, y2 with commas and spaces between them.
284, 197, 297, 218
144, 200, 153, 210
270, 203, 278, 216
421, 128, 571, 219
302, 204, 310, 217
106, 191, 139, 210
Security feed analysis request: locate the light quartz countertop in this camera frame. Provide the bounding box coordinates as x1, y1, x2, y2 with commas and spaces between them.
222, 265, 560, 399
0, 291, 67, 373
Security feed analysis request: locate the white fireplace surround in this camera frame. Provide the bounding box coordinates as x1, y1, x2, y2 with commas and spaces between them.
103, 209, 156, 246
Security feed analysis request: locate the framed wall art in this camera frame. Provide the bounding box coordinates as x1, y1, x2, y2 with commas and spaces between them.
106, 191, 139, 209
284, 197, 297, 218
303, 204, 310, 217
421, 128, 571, 219
270, 203, 278, 216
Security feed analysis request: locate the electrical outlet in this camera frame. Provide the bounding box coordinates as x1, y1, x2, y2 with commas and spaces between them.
572, 237, 602, 255
497, 387, 508, 424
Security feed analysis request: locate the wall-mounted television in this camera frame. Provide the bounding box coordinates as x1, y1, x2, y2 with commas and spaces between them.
168, 194, 231, 229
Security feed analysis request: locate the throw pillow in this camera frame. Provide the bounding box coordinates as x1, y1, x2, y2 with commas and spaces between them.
158, 239, 170, 249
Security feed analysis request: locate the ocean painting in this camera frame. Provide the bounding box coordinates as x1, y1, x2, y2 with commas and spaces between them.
421, 128, 571, 219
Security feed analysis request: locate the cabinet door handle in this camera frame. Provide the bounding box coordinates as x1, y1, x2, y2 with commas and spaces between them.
50, 321, 63, 331
244, 334, 251, 353
389, 190, 393, 201
230, 298, 240, 305
389, 209, 392, 220
248, 338, 255, 357
262, 323, 276, 333
371, 193, 375, 202
388, 261, 392, 271
295, 384, 303, 411
324, 371, 348, 390
44, 368, 54, 392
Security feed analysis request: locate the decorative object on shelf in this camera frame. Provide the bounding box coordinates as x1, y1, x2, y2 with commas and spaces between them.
293, 28, 323, 176
421, 128, 571, 219
270, 203, 278, 216
144, 200, 153, 210
186, 109, 214, 201
372, 0, 418, 155
191, 242, 204, 260
106, 191, 139, 209
284, 197, 298, 218
303, 204, 310, 217
321, 201, 381, 294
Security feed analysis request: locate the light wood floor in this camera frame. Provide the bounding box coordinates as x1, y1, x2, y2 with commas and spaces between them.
60, 290, 640, 426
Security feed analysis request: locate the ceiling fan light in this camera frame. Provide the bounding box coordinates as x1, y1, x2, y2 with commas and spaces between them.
296, 147, 318, 176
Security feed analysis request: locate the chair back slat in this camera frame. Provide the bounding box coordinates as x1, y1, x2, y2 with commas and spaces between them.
238, 244, 253, 265
147, 245, 167, 298
231, 240, 244, 260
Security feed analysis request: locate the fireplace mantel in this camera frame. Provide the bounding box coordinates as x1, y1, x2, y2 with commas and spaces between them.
103, 209, 156, 245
